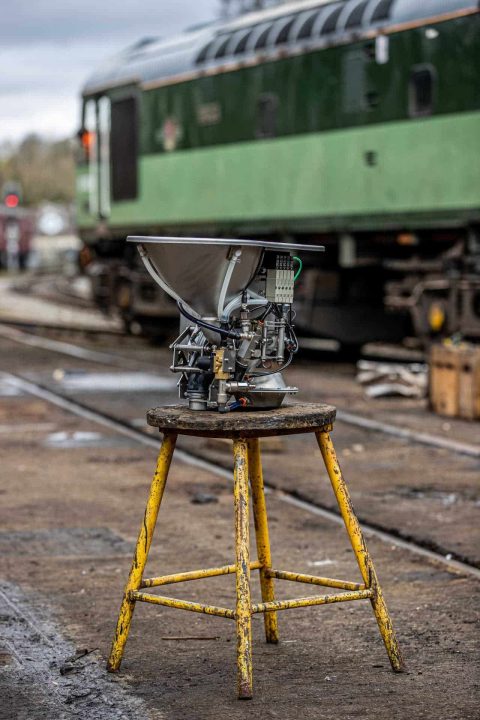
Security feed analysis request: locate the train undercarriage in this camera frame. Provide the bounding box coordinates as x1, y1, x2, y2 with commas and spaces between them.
80, 225, 480, 347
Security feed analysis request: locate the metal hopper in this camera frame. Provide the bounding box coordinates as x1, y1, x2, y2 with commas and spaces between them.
128, 236, 324, 319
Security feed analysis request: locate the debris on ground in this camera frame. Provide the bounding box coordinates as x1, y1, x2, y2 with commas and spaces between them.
357, 359, 428, 398
190, 492, 219, 505
0, 582, 151, 720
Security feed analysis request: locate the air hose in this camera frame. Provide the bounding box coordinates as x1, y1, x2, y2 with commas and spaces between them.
177, 302, 242, 340
293, 256, 303, 282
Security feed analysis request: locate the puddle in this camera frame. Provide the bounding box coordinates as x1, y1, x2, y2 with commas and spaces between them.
44, 430, 136, 449
394, 486, 460, 506
0, 380, 23, 397
54, 370, 175, 393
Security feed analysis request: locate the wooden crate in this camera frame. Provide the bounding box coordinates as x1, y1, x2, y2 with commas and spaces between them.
429, 343, 480, 420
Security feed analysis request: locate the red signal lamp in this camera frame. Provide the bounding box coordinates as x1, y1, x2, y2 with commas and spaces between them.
5, 193, 19, 208
81, 130, 94, 149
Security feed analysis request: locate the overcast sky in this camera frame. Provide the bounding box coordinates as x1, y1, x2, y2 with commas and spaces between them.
1, 0, 219, 144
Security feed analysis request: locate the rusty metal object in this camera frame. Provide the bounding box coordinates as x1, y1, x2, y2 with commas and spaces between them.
316, 430, 405, 673
251, 589, 374, 614
106, 432, 177, 672
141, 561, 261, 588
108, 403, 404, 698
233, 438, 253, 699
129, 592, 235, 619
265, 569, 364, 592
248, 438, 279, 644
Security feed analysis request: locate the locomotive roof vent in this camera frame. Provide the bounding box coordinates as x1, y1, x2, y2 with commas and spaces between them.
194, 0, 400, 66
84, 0, 476, 96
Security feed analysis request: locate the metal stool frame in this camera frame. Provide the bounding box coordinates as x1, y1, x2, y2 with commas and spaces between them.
107, 424, 404, 699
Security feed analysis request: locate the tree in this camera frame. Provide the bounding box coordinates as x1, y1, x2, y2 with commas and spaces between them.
0, 135, 75, 207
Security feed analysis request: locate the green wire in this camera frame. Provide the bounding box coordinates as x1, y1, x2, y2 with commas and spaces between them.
293, 256, 303, 282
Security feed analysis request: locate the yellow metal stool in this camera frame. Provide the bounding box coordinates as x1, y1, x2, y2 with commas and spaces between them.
107, 403, 404, 698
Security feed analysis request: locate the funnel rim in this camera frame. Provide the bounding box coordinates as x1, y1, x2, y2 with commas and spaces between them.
127, 235, 325, 253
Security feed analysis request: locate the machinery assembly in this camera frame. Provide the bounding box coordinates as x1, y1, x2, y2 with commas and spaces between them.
130, 236, 324, 411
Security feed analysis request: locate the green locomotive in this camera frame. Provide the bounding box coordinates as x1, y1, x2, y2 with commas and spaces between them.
77, 0, 480, 344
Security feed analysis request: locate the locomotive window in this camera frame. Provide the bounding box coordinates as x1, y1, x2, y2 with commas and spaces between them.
371, 0, 394, 22
110, 96, 138, 201
256, 94, 278, 139
214, 36, 231, 59
409, 66, 435, 117
233, 29, 252, 55
345, 1, 369, 29
254, 25, 273, 51
275, 17, 295, 45
297, 11, 320, 40
320, 6, 343, 34
98, 96, 111, 217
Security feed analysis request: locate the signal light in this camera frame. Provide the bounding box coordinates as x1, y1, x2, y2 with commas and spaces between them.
81, 130, 94, 150
4, 193, 19, 208
80, 130, 95, 161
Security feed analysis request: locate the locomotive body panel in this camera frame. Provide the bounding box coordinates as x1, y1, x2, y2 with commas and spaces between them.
75, 0, 480, 342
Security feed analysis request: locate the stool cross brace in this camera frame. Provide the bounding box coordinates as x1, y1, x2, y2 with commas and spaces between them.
107, 414, 404, 699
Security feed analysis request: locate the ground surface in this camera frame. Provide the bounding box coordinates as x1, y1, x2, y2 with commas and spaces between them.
0, 284, 479, 719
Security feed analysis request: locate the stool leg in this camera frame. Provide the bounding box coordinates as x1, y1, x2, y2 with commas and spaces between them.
107, 432, 177, 672
233, 438, 253, 699
316, 431, 405, 672
247, 438, 279, 644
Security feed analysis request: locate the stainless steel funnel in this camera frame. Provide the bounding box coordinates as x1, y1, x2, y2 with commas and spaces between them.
128, 236, 324, 319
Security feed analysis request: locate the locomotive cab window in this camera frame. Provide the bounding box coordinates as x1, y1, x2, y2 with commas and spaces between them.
256, 94, 278, 139
409, 66, 435, 117
110, 96, 138, 201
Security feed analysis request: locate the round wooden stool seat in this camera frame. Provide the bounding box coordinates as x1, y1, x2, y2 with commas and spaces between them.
146, 402, 336, 438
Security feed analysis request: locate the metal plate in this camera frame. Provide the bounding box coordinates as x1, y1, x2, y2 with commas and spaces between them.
127, 236, 325, 253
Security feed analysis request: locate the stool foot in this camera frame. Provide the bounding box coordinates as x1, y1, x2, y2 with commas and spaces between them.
107, 432, 177, 672
316, 431, 405, 673
233, 439, 253, 699
248, 438, 279, 645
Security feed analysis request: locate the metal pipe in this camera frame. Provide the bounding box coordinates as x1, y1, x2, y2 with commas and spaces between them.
141, 561, 262, 588
265, 568, 365, 592
233, 438, 253, 699
316, 431, 405, 672
172, 344, 207, 352
248, 438, 279, 644
130, 592, 235, 619
169, 366, 203, 373
107, 432, 177, 672
251, 589, 374, 614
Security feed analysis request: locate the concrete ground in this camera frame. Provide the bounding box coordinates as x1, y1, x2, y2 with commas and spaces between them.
0, 328, 479, 719
0, 273, 122, 332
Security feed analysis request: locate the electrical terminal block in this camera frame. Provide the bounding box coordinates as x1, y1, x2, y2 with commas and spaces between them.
266, 254, 294, 303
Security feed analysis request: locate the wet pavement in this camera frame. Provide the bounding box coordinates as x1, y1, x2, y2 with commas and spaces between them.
0, 326, 479, 719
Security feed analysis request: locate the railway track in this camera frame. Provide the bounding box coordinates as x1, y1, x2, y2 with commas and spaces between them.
0, 317, 125, 338
0, 321, 477, 459
3, 370, 480, 580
